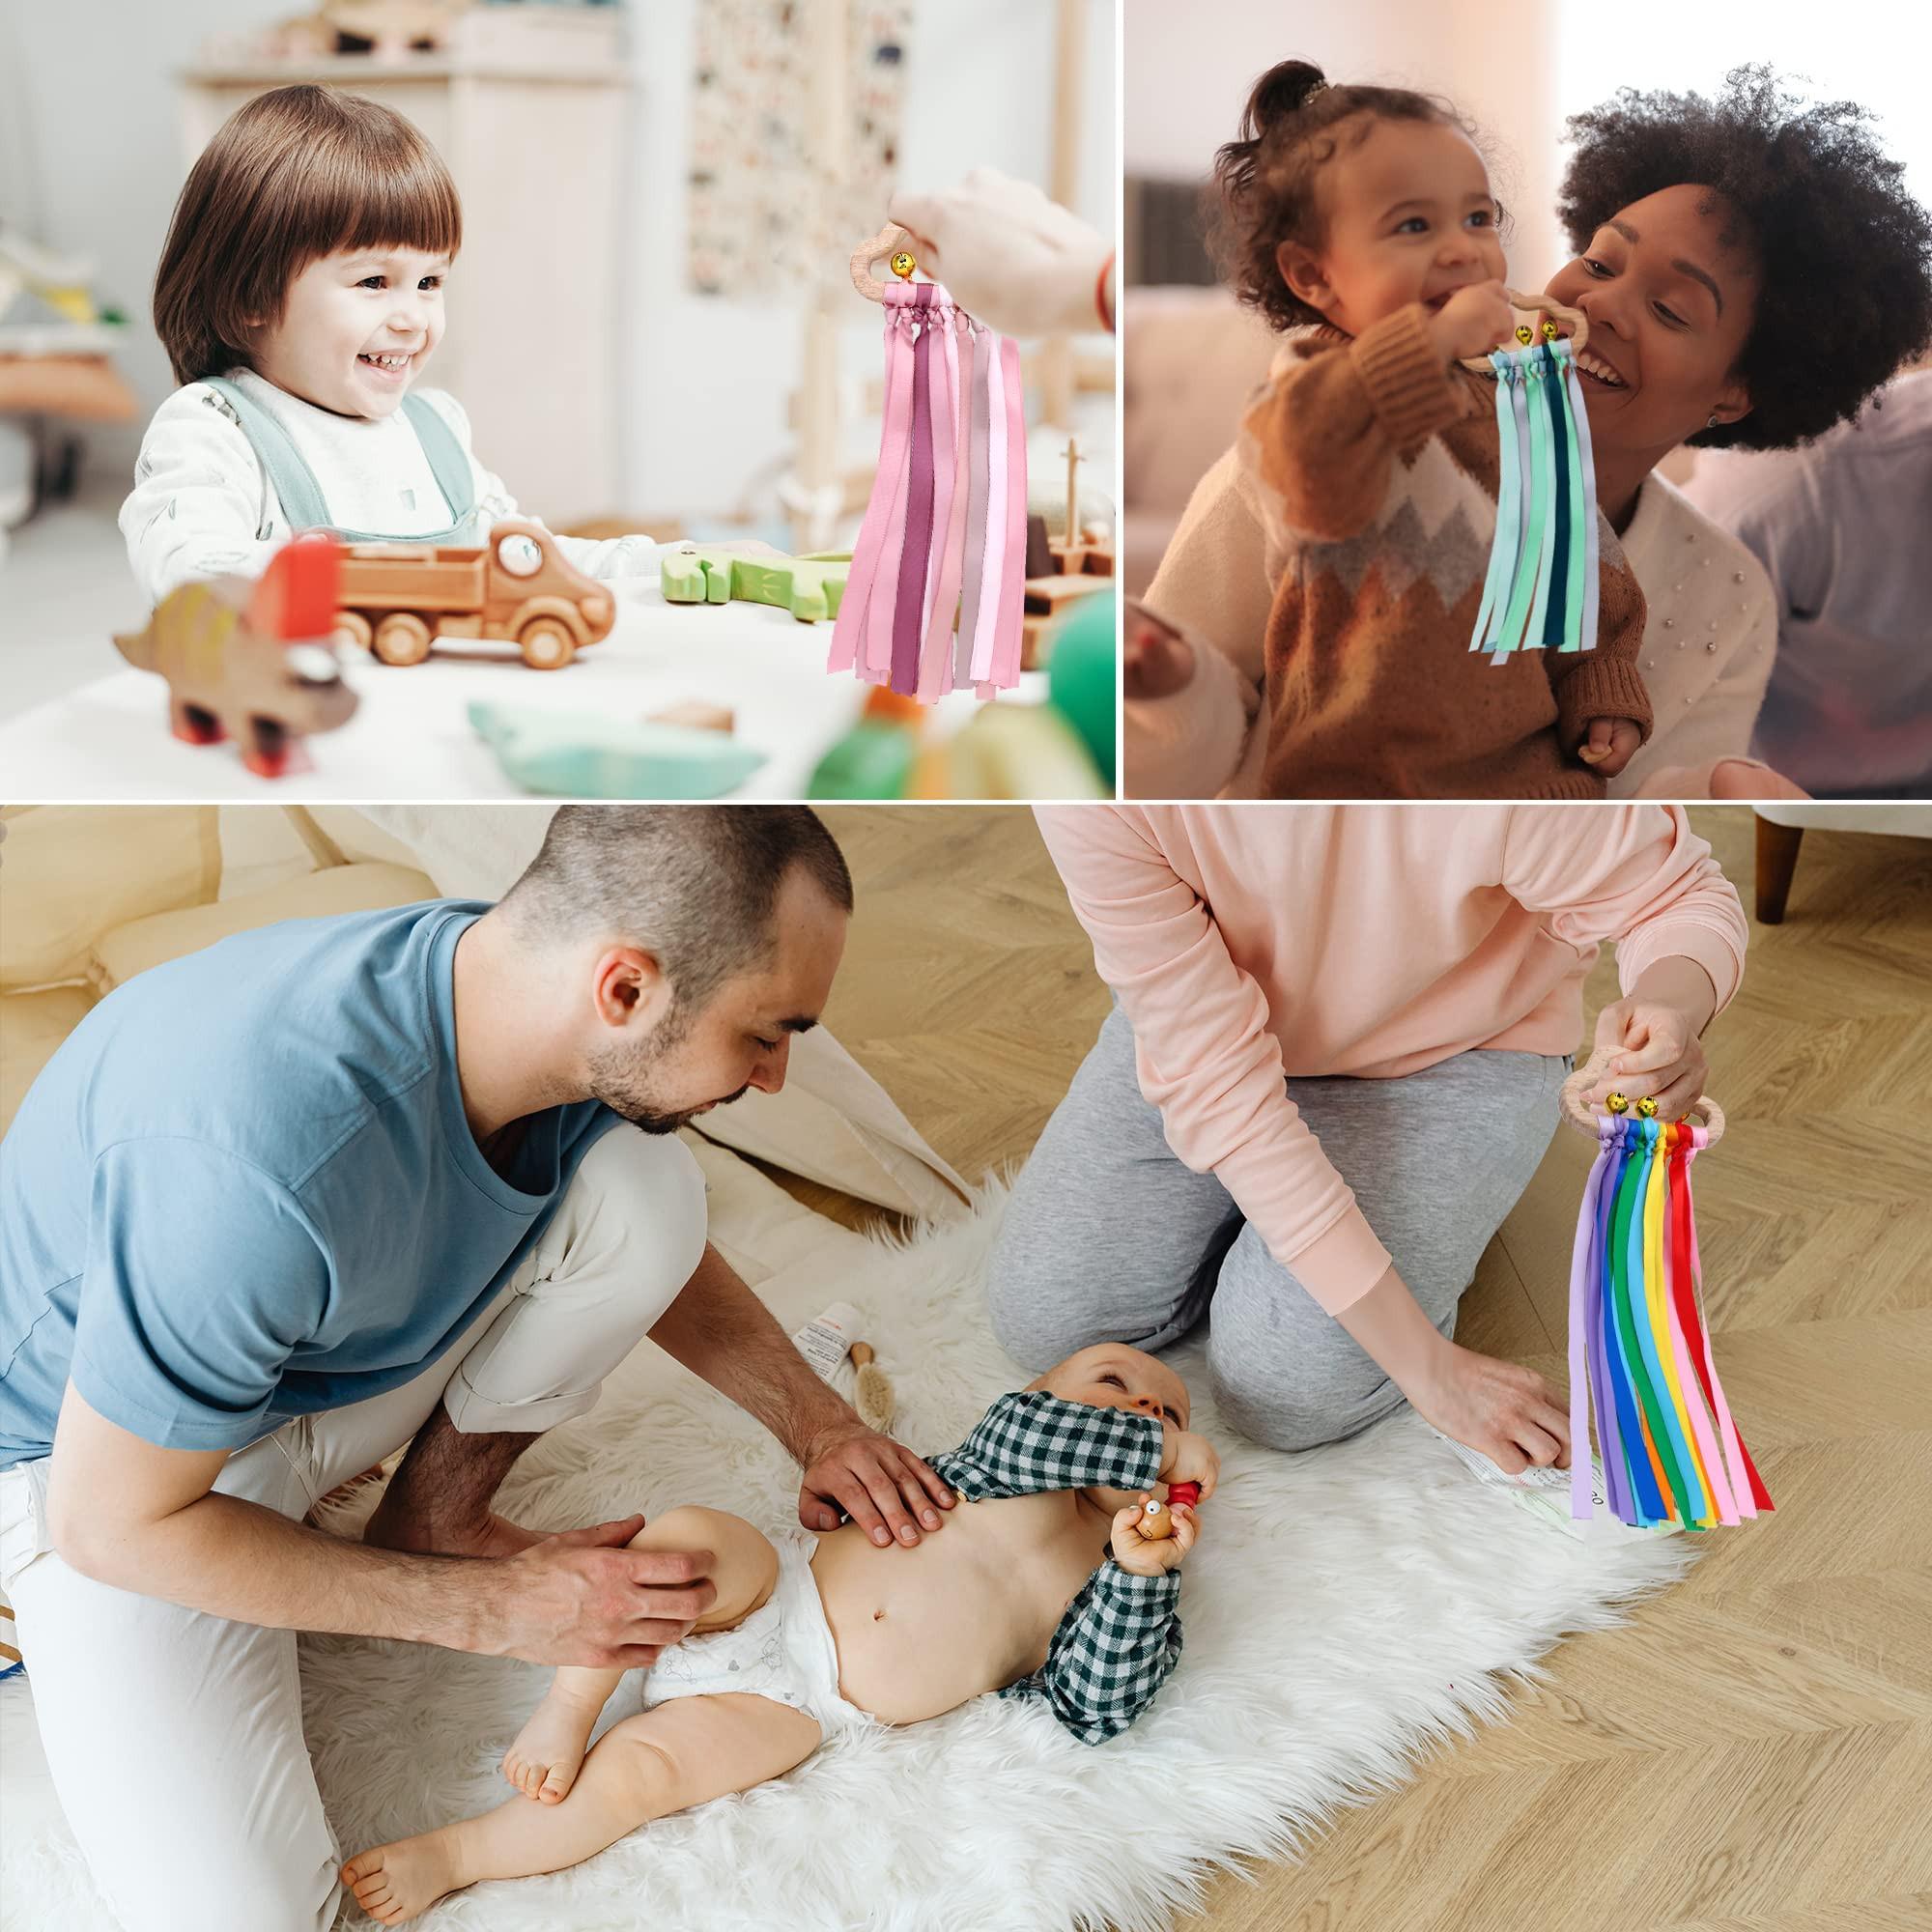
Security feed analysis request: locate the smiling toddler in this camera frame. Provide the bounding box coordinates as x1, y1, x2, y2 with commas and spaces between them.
122, 85, 666, 608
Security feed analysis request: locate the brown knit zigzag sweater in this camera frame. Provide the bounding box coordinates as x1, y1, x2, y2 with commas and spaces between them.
1237, 302, 1652, 798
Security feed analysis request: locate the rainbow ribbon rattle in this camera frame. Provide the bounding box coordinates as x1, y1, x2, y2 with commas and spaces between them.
1463, 294, 1601, 662
1557, 1057, 1774, 1531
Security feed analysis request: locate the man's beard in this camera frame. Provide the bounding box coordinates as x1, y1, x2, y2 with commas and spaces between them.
584, 1025, 752, 1135
604, 1081, 752, 1136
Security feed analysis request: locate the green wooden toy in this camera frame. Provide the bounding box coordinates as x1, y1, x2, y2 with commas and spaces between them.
660, 548, 852, 624
469, 701, 766, 798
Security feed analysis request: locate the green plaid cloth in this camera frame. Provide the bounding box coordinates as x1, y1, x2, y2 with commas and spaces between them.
927, 1390, 1183, 1746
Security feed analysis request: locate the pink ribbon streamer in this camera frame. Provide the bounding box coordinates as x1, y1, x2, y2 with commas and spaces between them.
833, 286, 1027, 700
829, 290, 917, 678
1681, 1133, 1761, 1519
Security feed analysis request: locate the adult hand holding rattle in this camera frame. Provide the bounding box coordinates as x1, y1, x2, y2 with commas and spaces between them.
886, 166, 1115, 337
1581, 954, 1719, 1122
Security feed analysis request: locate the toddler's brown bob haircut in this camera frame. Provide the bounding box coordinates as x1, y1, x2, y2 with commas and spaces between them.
153, 84, 462, 385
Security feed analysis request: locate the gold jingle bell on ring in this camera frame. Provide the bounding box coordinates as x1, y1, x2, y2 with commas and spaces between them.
1543, 319, 1561, 340
1605, 1092, 1630, 1114
1636, 1095, 1659, 1118
1138, 1497, 1176, 1542
890, 250, 916, 280
1515, 324, 1535, 345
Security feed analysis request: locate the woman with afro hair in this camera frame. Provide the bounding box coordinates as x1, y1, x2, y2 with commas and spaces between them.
1126, 64, 1932, 801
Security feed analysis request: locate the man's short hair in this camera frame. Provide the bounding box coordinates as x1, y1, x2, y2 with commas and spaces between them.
499, 806, 853, 1011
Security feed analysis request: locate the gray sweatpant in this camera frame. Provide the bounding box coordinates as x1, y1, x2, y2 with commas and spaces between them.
986, 1005, 1568, 1452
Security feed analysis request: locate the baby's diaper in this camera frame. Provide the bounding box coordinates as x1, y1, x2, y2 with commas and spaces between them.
639, 1526, 871, 1738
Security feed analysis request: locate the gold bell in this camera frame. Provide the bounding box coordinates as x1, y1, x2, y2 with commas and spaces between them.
1542, 319, 1561, 340
1636, 1095, 1659, 1118
890, 250, 917, 280
1515, 323, 1535, 345
1605, 1092, 1630, 1114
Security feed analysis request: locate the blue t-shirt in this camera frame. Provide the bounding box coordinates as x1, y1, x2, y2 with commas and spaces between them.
0, 899, 622, 1469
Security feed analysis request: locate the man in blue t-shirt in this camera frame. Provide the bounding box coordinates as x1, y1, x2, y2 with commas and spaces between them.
0, 805, 957, 1932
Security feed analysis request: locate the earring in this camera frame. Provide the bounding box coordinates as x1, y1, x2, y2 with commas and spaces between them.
1707, 413, 1719, 429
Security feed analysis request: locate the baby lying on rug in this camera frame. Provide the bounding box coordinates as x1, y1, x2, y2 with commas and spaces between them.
341, 1344, 1218, 1923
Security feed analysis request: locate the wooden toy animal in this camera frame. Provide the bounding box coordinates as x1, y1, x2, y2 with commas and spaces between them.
114, 541, 355, 777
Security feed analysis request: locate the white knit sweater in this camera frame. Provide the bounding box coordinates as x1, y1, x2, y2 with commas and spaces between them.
1131, 443, 1784, 800
120, 367, 661, 608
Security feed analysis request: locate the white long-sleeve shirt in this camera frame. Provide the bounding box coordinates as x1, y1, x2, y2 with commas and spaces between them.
120, 367, 661, 608
1678, 372, 1932, 797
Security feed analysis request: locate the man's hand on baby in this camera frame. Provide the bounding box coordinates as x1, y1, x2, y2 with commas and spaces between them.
1428, 279, 1516, 365
489, 1515, 718, 1669
1110, 1497, 1200, 1577
1577, 717, 1642, 777
1157, 1426, 1220, 1502
798, 1420, 956, 1548
1123, 600, 1195, 701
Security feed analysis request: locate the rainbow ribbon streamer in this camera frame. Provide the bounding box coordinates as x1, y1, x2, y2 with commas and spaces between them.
1468, 335, 1599, 662
1565, 1114, 1774, 1528
829, 280, 1029, 701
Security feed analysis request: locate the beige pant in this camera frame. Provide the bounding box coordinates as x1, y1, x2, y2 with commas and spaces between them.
0, 1126, 705, 1932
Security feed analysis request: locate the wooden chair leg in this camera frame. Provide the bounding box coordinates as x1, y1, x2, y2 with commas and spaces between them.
1755, 815, 1804, 924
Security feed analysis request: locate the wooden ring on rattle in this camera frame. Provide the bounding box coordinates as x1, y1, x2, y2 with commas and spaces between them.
1558, 1053, 1725, 1146
850, 223, 918, 301
1459, 289, 1590, 372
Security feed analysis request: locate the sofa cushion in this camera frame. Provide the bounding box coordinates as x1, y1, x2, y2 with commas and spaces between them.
1122, 288, 1276, 519
0, 806, 219, 992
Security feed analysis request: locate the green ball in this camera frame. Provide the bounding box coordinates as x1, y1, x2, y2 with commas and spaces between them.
806, 720, 916, 801
1048, 590, 1117, 788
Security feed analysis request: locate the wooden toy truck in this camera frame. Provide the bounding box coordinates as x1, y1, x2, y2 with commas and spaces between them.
331, 519, 615, 669
114, 541, 356, 778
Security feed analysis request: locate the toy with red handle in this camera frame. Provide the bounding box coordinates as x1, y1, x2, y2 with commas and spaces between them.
1136, 1479, 1201, 1543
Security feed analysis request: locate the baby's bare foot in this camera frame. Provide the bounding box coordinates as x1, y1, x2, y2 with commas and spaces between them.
341, 1833, 463, 1924
502, 1690, 598, 1803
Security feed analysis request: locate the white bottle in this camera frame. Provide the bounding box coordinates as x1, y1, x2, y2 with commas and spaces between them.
792, 1301, 864, 1383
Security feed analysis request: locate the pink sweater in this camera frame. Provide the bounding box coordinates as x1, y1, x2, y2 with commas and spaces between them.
1035, 804, 1747, 1316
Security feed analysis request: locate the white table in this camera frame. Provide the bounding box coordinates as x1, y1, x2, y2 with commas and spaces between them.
0, 594, 1042, 801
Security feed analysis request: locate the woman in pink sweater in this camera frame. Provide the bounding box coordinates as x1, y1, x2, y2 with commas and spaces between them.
989, 805, 1747, 1470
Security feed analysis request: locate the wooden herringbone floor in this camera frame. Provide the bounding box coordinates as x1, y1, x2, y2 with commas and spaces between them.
800, 803, 1932, 1932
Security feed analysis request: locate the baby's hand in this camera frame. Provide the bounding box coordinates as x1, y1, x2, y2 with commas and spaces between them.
1577, 717, 1642, 778
1123, 599, 1194, 701
1111, 1497, 1200, 1576
1158, 1427, 1220, 1502
1428, 279, 1516, 365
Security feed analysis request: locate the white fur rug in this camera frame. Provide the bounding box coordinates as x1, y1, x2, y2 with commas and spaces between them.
0, 1147, 1698, 1932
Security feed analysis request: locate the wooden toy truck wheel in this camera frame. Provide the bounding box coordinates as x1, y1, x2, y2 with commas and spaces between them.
372, 612, 433, 666
333, 611, 373, 654
518, 617, 576, 669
